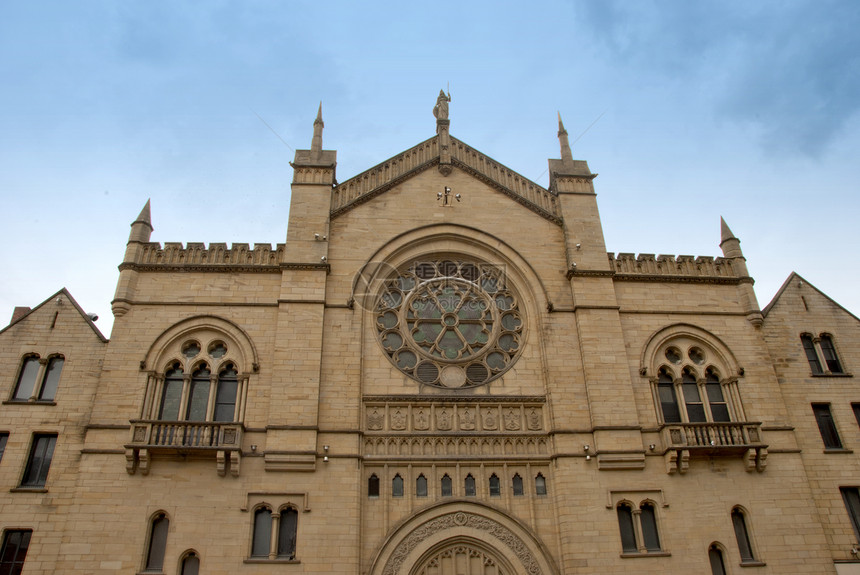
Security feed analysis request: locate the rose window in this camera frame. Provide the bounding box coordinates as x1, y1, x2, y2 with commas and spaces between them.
376, 260, 524, 388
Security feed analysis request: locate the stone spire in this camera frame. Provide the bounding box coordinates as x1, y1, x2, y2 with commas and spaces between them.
558, 112, 573, 163
128, 199, 153, 243
719, 216, 742, 259
311, 102, 324, 153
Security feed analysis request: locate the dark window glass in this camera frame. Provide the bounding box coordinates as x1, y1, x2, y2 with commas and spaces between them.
252, 508, 272, 557
0, 433, 8, 463
145, 514, 169, 571
853, 403, 860, 429
705, 369, 730, 422
512, 473, 524, 496
392, 474, 404, 498
21, 434, 57, 487
0, 530, 31, 575
464, 474, 476, 496
658, 370, 681, 423
819, 336, 843, 373
535, 473, 547, 496
489, 474, 501, 496
640, 503, 661, 551
214, 366, 238, 422
38, 357, 64, 401
416, 474, 427, 497
12, 357, 40, 401
159, 366, 183, 420
180, 553, 199, 575
682, 370, 706, 422
813, 403, 843, 449
617, 504, 637, 553
841, 487, 860, 543
801, 335, 823, 374
368, 474, 379, 498
709, 545, 727, 575
278, 508, 298, 559
185, 367, 210, 421
731, 508, 755, 563
441, 474, 452, 497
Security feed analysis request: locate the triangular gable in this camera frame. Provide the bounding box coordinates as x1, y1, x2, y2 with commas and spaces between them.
0, 287, 109, 342
762, 272, 860, 323
330, 135, 562, 225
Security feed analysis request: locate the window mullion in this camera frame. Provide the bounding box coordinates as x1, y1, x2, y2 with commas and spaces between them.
674, 380, 688, 422
699, 379, 713, 422
269, 511, 280, 560
205, 375, 218, 421
32, 358, 49, 400
177, 375, 192, 421
631, 508, 646, 553
812, 337, 830, 375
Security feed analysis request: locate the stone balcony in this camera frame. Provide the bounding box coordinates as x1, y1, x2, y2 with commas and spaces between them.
125, 420, 243, 476
661, 421, 767, 474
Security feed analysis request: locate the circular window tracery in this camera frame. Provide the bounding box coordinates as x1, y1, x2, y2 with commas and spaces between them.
376, 260, 524, 388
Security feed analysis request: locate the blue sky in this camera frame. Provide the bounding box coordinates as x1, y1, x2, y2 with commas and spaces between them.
1, 0, 858, 336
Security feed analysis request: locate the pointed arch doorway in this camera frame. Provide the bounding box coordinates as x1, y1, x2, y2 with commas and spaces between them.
369, 502, 558, 575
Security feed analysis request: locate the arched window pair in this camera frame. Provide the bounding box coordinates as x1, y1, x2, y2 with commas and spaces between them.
801, 333, 844, 375
369, 471, 547, 497
143, 512, 199, 574
251, 506, 299, 560
616, 501, 661, 554
11, 355, 64, 402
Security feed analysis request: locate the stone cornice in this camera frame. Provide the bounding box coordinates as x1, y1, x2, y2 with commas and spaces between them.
362, 395, 546, 403
118, 263, 281, 273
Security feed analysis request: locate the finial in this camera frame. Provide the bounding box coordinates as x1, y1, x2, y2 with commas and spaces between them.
557, 112, 573, 162
311, 102, 324, 152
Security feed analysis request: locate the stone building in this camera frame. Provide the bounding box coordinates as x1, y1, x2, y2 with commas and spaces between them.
1, 97, 859, 574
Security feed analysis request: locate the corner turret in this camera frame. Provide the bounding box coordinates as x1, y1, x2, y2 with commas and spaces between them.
112, 200, 154, 319
719, 217, 763, 327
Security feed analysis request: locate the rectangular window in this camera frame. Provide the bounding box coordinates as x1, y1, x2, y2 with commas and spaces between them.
21, 434, 57, 488
0, 530, 32, 573
812, 404, 842, 449
841, 487, 860, 542
0, 433, 8, 463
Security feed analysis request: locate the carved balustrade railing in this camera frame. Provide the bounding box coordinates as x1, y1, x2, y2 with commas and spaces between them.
125, 420, 243, 476
661, 421, 767, 474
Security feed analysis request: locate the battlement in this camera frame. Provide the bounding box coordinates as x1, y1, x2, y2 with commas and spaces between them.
608, 252, 743, 282
126, 242, 285, 270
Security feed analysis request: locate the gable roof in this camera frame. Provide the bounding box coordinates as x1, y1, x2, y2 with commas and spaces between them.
329, 135, 563, 225
762, 271, 860, 323
0, 287, 109, 342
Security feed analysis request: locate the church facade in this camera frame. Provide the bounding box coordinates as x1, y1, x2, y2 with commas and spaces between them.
1, 97, 859, 574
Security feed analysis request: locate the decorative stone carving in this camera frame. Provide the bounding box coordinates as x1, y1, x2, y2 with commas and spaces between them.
483, 408, 498, 430
504, 408, 520, 431
367, 409, 384, 431
414, 408, 429, 431
460, 408, 476, 430
527, 408, 541, 431
391, 409, 406, 431
437, 409, 452, 431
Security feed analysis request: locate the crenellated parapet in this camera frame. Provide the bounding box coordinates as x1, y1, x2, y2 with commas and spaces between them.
606, 253, 746, 284
119, 242, 286, 272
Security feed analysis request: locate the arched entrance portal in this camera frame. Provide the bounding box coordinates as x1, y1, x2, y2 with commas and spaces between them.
369, 502, 558, 575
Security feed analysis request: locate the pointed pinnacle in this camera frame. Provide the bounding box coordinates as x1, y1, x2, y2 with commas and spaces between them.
558, 111, 567, 134
720, 216, 737, 244
134, 199, 152, 227
315, 102, 323, 124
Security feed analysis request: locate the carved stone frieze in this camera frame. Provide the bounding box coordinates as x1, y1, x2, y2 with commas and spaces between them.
363, 400, 545, 434
363, 435, 549, 459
